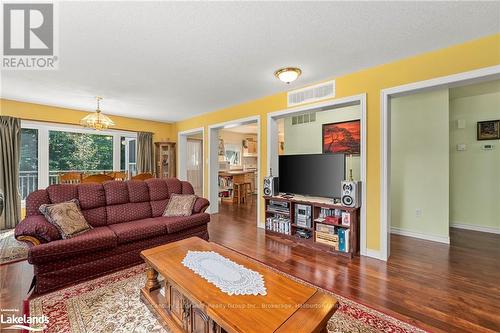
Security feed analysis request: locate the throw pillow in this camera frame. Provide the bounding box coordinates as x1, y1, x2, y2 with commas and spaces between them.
163, 194, 197, 217
39, 199, 92, 239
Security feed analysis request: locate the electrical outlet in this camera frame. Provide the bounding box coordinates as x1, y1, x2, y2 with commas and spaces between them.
415, 209, 422, 218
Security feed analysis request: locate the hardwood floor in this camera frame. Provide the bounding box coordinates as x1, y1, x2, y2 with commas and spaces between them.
1, 197, 499, 332
211, 197, 500, 333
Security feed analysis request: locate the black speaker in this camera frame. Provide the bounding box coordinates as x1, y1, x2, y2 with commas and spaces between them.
341, 181, 361, 208
263, 177, 279, 196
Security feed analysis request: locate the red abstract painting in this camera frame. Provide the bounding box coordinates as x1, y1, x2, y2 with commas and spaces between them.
322, 120, 360, 154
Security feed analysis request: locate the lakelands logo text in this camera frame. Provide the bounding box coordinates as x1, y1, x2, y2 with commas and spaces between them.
1, 314, 49, 331
2, 2, 58, 69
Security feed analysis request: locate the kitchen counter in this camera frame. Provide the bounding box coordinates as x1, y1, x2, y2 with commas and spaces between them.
219, 169, 258, 199
219, 170, 256, 176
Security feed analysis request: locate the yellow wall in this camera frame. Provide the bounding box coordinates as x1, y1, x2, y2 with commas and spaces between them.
0, 99, 175, 142
175, 34, 500, 252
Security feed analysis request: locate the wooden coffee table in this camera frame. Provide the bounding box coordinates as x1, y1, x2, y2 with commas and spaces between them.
140, 237, 338, 333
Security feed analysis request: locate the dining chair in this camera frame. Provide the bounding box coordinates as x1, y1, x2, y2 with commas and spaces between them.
81, 174, 114, 184
131, 173, 154, 181
113, 171, 128, 181
60, 172, 82, 184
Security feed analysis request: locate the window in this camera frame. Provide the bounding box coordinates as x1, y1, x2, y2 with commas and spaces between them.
224, 144, 241, 166
49, 131, 114, 184
19, 128, 39, 200
19, 121, 137, 200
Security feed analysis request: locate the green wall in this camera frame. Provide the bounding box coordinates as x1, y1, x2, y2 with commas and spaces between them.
390, 89, 450, 242
283, 104, 361, 180
449, 80, 500, 232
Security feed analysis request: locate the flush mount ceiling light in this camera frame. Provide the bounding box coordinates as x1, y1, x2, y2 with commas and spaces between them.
274, 67, 302, 84
80, 97, 115, 131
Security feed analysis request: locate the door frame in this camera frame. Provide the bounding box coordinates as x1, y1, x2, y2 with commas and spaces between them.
178, 127, 205, 196
208, 116, 261, 216
267, 94, 368, 256
380, 65, 500, 261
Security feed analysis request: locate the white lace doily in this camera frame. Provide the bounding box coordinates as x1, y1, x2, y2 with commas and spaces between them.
181, 250, 267, 296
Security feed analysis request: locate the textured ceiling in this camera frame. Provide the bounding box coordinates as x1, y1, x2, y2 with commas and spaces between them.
1, 1, 499, 122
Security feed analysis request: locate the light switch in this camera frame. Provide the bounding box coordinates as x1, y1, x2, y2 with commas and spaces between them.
456, 144, 466, 151
457, 119, 466, 129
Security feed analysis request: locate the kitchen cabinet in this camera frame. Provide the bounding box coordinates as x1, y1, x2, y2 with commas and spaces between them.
243, 139, 257, 156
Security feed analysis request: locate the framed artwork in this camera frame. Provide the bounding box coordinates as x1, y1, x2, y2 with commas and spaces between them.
322, 120, 360, 154
477, 120, 500, 140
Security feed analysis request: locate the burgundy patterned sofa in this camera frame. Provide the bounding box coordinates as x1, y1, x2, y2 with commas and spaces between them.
15, 178, 210, 294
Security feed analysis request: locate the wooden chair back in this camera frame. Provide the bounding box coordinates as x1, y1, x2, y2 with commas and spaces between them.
81, 174, 114, 184
111, 171, 128, 181
132, 173, 154, 181
60, 172, 82, 184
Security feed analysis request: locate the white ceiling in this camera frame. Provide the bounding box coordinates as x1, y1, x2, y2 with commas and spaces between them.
222, 123, 258, 134
1, 2, 499, 123
449, 79, 500, 100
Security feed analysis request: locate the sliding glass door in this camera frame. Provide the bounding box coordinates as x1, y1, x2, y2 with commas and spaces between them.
48, 131, 114, 184
19, 121, 136, 200
121, 137, 137, 178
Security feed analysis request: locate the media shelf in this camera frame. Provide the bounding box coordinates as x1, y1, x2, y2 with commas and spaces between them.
264, 194, 360, 258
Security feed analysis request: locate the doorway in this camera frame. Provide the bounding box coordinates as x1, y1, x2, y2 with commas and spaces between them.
186, 138, 203, 196
178, 127, 204, 197
208, 116, 260, 219
381, 65, 500, 260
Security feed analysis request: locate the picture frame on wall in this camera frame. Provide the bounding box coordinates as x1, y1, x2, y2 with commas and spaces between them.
477, 120, 500, 140
322, 120, 361, 154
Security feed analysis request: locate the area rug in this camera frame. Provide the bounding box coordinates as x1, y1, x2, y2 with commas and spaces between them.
29, 264, 427, 333
0, 229, 28, 265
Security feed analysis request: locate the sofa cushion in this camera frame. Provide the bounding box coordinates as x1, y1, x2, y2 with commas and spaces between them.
166, 178, 182, 196
157, 213, 210, 234
46, 184, 78, 204
103, 181, 129, 205
39, 199, 92, 239
106, 202, 152, 224
146, 179, 169, 201
127, 181, 150, 202
163, 194, 197, 217
25, 190, 50, 216
78, 183, 106, 209
108, 218, 166, 244
151, 199, 169, 218
28, 226, 117, 265
81, 207, 107, 227
181, 181, 195, 195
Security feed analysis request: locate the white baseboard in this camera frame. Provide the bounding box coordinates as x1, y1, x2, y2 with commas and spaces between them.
364, 248, 385, 261
451, 222, 500, 235
390, 227, 450, 244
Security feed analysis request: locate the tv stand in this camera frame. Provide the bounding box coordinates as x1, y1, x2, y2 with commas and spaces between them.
264, 194, 360, 258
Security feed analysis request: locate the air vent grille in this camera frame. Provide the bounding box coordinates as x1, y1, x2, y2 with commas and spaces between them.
291, 112, 316, 126
287, 80, 335, 107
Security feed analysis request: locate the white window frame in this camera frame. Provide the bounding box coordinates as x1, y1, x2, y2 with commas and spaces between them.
224, 143, 242, 166
20, 120, 137, 203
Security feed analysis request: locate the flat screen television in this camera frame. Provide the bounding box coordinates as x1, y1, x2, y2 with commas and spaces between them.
278, 153, 345, 198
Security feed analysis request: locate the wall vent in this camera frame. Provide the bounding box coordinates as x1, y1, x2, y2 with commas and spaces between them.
291, 112, 316, 126
287, 80, 335, 107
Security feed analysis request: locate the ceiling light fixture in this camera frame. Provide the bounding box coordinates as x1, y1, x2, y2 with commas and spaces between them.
80, 97, 115, 131
274, 67, 302, 84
